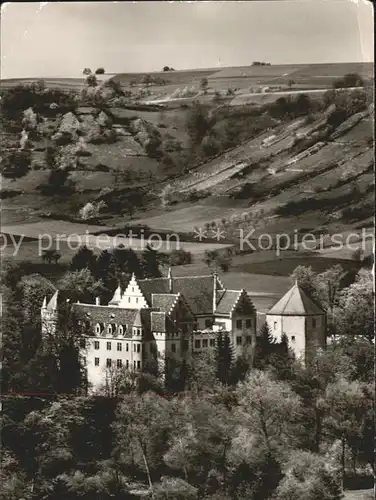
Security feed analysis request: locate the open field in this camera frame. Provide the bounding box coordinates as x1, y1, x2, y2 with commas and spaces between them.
343, 490, 374, 500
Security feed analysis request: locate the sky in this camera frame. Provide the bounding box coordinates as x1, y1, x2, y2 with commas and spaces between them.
0, 0, 374, 79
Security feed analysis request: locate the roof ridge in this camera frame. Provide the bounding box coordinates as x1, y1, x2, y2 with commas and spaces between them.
281, 285, 296, 314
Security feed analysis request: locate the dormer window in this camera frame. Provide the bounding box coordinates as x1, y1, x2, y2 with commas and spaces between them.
107, 323, 117, 335
118, 325, 123, 335
95, 323, 104, 335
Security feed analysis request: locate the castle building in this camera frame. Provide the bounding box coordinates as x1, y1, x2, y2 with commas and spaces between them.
41, 270, 257, 391
265, 281, 326, 364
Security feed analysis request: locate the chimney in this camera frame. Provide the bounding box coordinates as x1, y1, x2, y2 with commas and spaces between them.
213, 271, 217, 313
95, 297, 100, 306
168, 267, 173, 293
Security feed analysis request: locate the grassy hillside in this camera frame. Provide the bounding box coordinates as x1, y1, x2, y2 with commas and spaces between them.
1, 64, 374, 244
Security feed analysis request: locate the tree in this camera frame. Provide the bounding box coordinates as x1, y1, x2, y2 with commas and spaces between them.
186, 101, 212, 147
41, 249, 61, 265
200, 77, 209, 93
168, 249, 192, 267
268, 332, 295, 381
141, 74, 152, 87
322, 376, 371, 485
333, 72, 364, 89
86, 74, 98, 87
236, 371, 303, 455
274, 450, 342, 500
95, 67, 105, 74
335, 270, 374, 342
141, 244, 163, 278
204, 249, 232, 273
154, 477, 197, 499
82, 68, 92, 75
164, 396, 236, 494
1, 150, 31, 179
215, 332, 233, 385
252, 322, 276, 369
70, 245, 97, 273
17, 274, 56, 324
114, 393, 173, 498
185, 351, 218, 394
111, 245, 143, 278
57, 268, 103, 304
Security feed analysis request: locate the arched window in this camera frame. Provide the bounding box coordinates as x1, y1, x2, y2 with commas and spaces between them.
118, 325, 123, 335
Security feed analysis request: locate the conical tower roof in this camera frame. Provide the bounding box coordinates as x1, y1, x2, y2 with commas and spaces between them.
268, 283, 324, 316
109, 285, 122, 305
47, 290, 59, 310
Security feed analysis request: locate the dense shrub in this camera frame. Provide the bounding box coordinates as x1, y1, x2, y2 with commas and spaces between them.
0, 84, 77, 120
168, 249, 192, 266
0, 150, 32, 179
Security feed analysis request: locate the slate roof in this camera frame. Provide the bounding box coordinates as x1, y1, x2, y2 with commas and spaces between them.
151, 294, 179, 314
73, 304, 138, 327
267, 283, 325, 316
138, 275, 224, 316
215, 290, 241, 315
151, 311, 166, 332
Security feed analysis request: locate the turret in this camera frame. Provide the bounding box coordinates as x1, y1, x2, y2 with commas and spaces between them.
168, 267, 173, 293
213, 271, 217, 313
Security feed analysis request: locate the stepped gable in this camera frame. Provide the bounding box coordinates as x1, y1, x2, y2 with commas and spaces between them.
267, 282, 325, 316
151, 294, 180, 314
215, 290, 241, 315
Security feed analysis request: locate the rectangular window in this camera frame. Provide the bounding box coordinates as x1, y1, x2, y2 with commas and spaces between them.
126, 343, 129, 352
205, 319, 212, 328
171, 343, 176, 353
236, 319, 242, 329
236, 336, 242, 346
106, 342, 111, 350
246, 336, 252, 344
126, 360, 129, 369
274, 322, 277, 330
137, 361, 141, 369
134, 343, 136, 352
128, 297, 131, 303
117, 342, 122, 351
137, 344, 141, 353
94, 341, 100, 350
136, 298, 139, 304
202, 339, 208, 348
195, 339, 201, 349
210, 338, 216, 347
133, 361, 136, 369
106, 358, 112, 368
117, 359, 122, 368
245, 319, 252, 328
94, 357, 100, 366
